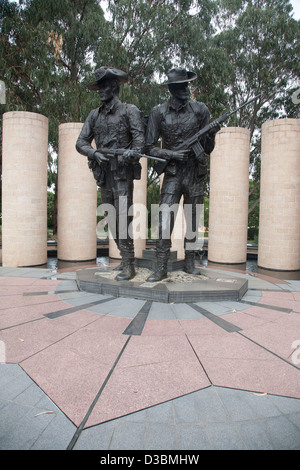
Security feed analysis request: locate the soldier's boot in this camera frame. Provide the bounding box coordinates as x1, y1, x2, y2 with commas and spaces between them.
115, 260, 135, 281
184, 252, 200, 275
146, 257, 168, 282
113, 260, 124, 271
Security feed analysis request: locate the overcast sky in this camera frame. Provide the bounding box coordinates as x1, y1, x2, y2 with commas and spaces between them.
290, 0, 300, 18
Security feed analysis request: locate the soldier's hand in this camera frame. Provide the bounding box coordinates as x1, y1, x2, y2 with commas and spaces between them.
123, 149, 139, 164
208, 121, 221, 136
93, 151, 109, 165
170, 150, 189, 161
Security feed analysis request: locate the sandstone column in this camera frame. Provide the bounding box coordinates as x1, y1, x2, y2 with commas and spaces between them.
208, 127, 250, 264
258, 118, 300, 271
132, 157, 148, 258
2, 111, 48, 267
57, 123, 97, 262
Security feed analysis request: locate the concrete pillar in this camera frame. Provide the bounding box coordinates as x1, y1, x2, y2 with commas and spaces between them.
108, 158, 148, 260
208, 127, 250, 264
57, 123, 97, 262
258, 118, 300, 271
171, 197, 185, 259
132, 158, 148, 258
2, 111, 48, 267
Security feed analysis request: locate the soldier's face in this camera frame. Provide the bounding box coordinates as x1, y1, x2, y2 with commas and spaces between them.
97, 80, 115, 103
168, 82, 189, 102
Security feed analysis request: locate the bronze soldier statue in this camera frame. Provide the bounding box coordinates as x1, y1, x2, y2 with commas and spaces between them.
76, 66, 145, 281
145, 67, 221, 282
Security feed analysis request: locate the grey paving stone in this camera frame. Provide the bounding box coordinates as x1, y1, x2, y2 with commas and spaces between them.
148, 302, 177, 320
205, 422, 247, 450
116, 408, 148, 423
287, 412, 300, 430
0, 402, 31, 439
14, 383, 46, 407
31, 412, 76, 450
74, 420, 115, 450
268, 394, 300, 415
0, 363, 23, 387
0, 371, 34, 401
55, 280, 78, 292
171, 303, 202, 319
216, 387, 259, 421
144, 423, 177, 450
88, 297, 145, 317
173, 392, 203, 424
235, 420, 276, 450
215, 301, 252, 312
176, 424, 212, 450
0, 406, 56, 450
109, 421, 146, 450
263, 415, 300, 450
146, 401, 174, 424
241, 392, 285, 419
194, 388, 230, 423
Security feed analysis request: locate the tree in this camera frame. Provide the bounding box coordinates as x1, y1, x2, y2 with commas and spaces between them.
210, 0, 299, 167
1, 0, 107, 232
198, 0, 300, 228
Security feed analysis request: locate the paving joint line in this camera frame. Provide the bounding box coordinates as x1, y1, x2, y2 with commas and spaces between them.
122, 301, 152, 336
190, 303, 242, 333
66, 335, 132, 450
239, 300, 292, 313
238, 331, 300, 371
44, 297, 116, 319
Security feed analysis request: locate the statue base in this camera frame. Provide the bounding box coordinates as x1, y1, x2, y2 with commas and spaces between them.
76, 265, 248, 303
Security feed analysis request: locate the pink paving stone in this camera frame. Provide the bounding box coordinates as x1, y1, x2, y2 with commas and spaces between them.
276, 312, 300, 329
21, 322, 130, 426
199, 355, 300, 398
0, 299, 80, 330
86, 314, 134, 335
0, 277, 39, 286
224, 307, 286, 330
179, 317, 233, 336
0, 308, 104, 363
116, 334, 198, 369
0, 293, 63, 310
241, 321, 300, 364
259, 291, 296, 310
86, 356, 210, 427
187, 331, 269, 361
292, 301, 300, 313
141, 319, 185, 336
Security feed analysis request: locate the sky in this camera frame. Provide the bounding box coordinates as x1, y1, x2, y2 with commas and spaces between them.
290, 0, 300, 19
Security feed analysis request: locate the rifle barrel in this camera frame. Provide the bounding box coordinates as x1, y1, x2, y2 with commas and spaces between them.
226, 94, 261, 118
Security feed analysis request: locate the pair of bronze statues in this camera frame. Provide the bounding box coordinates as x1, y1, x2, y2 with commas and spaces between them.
76, 66, 221, 282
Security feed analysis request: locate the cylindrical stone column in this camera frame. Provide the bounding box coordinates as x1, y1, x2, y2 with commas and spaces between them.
57, 123, 97, 262
132, 157, 148, 258
172, 197, 185, 260
2, 111, 48, 267
258, 118, 300, 271
208, 127, 250, 264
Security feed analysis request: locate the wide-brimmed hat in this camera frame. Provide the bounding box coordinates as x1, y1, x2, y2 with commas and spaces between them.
87, 66, 128, 90
162, 67, 197, 85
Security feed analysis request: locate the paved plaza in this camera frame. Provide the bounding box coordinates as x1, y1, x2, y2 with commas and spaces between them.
0, 262, 300, 450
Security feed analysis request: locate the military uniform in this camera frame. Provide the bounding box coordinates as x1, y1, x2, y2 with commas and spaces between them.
145, 68, 218, 281
75, 67, 145, 280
